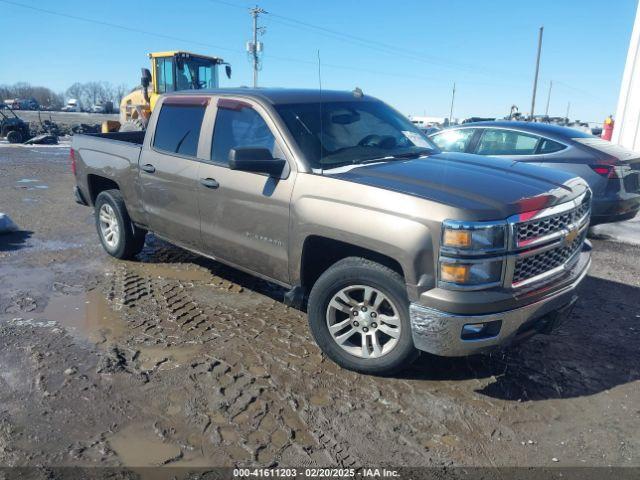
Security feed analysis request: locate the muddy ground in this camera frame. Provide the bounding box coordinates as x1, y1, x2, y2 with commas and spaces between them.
0, 141, 638, 470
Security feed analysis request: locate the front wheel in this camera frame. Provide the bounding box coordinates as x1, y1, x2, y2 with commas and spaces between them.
307, 257, 419, 375
95, 189, 146, 259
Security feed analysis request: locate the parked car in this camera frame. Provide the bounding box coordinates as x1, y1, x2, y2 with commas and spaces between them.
71, 89, 591, 375
430, 121, 640, 225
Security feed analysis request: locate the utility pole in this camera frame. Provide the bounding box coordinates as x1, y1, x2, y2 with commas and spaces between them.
545, 80, 553, 116
565, 101, 571, 120
449, 82, 456, 124
248, 6, 267, 88
530, 26, 544, 120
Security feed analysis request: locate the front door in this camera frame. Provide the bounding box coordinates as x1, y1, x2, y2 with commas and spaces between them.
139, 99, 208, 249
197, 98, 295, 284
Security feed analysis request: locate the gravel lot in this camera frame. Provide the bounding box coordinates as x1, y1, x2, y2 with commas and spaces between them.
0, 141, 638, 470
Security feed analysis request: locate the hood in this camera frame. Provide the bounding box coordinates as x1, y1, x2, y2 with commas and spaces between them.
329, 152, 589, 220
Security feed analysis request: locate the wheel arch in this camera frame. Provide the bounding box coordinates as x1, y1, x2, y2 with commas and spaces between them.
298, 235, 406, 293
87, 174, 120, 205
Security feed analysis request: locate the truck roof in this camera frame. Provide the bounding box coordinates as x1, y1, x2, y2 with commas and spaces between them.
168, 88, 375, 105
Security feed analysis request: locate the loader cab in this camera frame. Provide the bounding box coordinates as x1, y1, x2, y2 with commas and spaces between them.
152, 51, 221, 94
115, 50, 231, 132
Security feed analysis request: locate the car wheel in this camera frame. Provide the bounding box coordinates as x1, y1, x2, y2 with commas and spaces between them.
307, 257, 419, 375
95, 189, 146, 259
6, 130, 23, 143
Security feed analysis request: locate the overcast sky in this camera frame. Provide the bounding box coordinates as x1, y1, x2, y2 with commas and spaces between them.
1, 0, 637, 122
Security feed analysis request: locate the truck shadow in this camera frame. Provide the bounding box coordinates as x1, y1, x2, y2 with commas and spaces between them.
0, 231, 33, 252
136, 236, 639, 401
137, 234, 288, 302
403, 275, 640, 401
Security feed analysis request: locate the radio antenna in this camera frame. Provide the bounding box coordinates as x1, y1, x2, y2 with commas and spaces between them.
318, 49, 324, 174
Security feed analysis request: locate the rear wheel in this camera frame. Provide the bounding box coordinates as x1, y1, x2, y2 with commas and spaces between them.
307, 257, 419, 375
95, 189, 146, 259
6, 130, 23, 143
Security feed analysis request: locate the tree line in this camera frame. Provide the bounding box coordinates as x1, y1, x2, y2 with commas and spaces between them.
0, 81, 130, 109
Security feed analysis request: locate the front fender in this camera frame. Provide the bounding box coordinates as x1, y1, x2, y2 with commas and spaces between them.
289, 174, 439, 301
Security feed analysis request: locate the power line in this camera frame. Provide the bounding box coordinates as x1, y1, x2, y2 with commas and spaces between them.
207, 0, 529, 80
0, 0, 457, 88
0, 0, 247, 58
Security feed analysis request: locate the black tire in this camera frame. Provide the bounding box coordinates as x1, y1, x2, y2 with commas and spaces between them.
94, 189, 146, 259
119, 118, 146, 132
6, 130, 23, 143
307, 257, 419, 375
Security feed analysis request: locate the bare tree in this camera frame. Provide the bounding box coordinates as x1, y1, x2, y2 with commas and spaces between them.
12, 82, 32, 98
102, 82, 115, 105
0, 82, 64, 109
114, 83, 129, 105
83, 81, 105, 107
66, 82, 84, 102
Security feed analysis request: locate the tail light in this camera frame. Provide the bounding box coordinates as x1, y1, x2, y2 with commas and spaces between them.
70, 148, 76, 175
590, 164, 620, 179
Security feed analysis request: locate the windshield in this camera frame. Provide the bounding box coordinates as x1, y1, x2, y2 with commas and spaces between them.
175, 57, 219, 90
275, 100, 437, 170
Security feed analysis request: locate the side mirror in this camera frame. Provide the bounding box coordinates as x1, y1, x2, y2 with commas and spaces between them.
229, 147, 285, 177
225, 65, 232, 79
140, 68, 152, 88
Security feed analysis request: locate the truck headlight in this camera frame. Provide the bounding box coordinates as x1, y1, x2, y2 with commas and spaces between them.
442, 220, 506, 253
440, 259, 503, 286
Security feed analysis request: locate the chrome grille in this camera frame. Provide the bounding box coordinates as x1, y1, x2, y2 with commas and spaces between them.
516, 197, 590, 245
513, 230, 586, 284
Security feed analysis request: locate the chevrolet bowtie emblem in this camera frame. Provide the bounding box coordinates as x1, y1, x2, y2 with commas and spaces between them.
565, 226, 579, 244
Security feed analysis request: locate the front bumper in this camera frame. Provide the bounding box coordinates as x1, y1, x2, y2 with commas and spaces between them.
409, 247, 591, 357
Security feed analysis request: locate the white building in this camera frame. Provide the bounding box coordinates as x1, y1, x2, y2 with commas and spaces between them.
613, 1, 640, 151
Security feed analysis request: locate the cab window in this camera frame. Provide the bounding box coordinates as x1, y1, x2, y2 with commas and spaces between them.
211, 105, 276, 165
476, 129, 539, 155
155, 57, 175, 94
153, 104, 206, 157
430, 129, 475, 153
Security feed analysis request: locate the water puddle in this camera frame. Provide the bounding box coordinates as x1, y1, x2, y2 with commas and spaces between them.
40, 289, 125, 343
135, 344, 202, 371
15, 184, 49, 190
108, 424, 182, 467
28, 238, 83, 251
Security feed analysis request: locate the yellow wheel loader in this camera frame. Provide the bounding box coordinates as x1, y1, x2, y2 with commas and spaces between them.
104, 51, 231, 132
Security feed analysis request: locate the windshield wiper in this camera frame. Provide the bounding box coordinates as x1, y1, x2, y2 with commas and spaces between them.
356, 149, 432, 165
389, 149, 433, 159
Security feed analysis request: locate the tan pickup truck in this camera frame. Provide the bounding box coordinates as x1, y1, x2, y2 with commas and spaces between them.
71, 88, 592, 375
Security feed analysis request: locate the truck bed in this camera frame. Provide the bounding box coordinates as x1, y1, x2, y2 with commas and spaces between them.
71, 130, 147, 211
82, 131, 146, 145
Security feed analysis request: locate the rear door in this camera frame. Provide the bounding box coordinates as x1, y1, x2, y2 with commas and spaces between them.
138, 96, 209, 249
196, 97, 296, 284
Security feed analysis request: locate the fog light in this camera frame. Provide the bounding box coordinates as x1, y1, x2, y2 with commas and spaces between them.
461, 320, 502, 340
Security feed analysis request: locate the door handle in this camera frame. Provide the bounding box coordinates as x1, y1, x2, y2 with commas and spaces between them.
200, 178, 219, 189
141, 164, 156, 173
